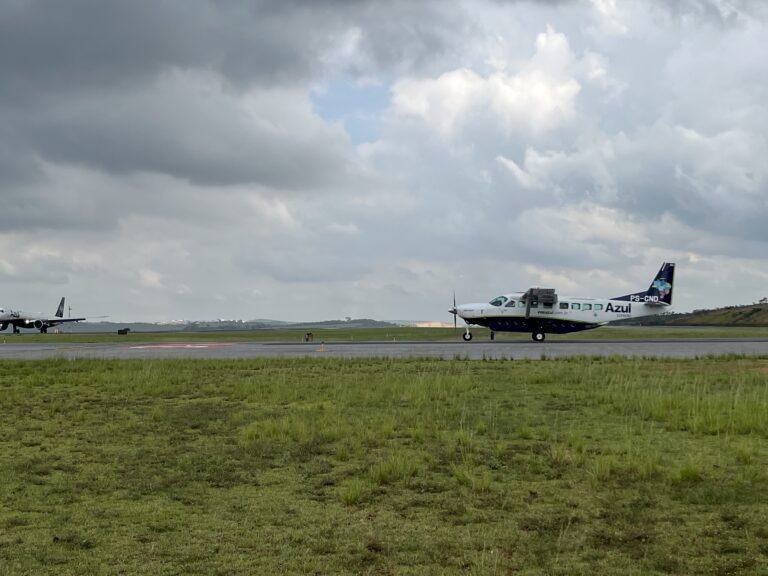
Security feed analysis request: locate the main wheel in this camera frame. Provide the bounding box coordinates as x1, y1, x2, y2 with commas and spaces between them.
531, 332, 545, 342
462, 331, 473, 342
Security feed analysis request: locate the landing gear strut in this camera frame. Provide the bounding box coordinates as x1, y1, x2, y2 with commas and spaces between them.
531, 332, 545, 342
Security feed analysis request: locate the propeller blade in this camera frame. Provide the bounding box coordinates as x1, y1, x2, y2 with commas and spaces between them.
452, 291, 457, 330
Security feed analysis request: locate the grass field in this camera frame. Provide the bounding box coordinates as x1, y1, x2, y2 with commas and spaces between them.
5, 324, 768, 344
1, 357, 767, 574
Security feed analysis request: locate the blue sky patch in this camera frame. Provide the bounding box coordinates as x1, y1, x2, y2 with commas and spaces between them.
311, 78, 390, 144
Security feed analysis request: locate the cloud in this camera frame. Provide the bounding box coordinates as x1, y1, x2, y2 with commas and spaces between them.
7, 70, 362, 189
139, 269, 164, 289
391, 26, 582, 138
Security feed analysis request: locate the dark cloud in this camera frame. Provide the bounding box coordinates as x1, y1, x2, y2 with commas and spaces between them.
12, 78, 359, 189
0, 0, 468, 100
0, 0, 472, 189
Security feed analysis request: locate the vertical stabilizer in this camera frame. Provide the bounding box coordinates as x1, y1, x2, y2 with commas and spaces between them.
646, 263, 674, 305
55, 297, 65, 318
612, 263, 675, 305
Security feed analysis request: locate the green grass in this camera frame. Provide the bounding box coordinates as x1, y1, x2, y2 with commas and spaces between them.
4, 324, 768, 344
1, 356, 767, 574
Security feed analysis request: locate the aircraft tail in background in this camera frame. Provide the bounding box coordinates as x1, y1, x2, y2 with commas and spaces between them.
55, 297, 65, 318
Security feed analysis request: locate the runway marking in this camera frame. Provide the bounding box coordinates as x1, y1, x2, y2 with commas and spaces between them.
129, 343, 234, 350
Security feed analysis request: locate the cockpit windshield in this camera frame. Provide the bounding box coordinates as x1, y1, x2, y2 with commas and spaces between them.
489, 296, 508, 307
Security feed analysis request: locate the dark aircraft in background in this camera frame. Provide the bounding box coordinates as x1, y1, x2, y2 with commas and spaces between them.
0, 297, 86, 334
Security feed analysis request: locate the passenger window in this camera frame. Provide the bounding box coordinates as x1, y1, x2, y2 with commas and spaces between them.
571, 303, 581, 310
543, 303, 553, 308
530, 302, 539, 308
583, 304, 592, 311
594, 304, 603, 311
559, 302, 569, 310
518, 301, 525, 308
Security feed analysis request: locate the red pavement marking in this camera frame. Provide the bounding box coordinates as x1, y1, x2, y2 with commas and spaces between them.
129, 343, 234, 349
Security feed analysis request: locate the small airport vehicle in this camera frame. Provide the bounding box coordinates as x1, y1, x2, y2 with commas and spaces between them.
0, 297, 86, 334
450, 263, 675, 342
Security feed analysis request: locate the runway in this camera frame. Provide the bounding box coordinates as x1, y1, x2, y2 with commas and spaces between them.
2, 338, 768, 360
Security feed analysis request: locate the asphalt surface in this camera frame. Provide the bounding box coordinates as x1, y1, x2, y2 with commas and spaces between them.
1, 338, 768, 360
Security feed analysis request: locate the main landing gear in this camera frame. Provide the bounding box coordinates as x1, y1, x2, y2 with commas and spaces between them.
462, 329, 546, 342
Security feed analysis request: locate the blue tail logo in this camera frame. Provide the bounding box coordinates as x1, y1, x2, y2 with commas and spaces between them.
651, 278, 672, 301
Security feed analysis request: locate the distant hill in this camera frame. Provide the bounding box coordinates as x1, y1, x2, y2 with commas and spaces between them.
182, 318, 398, 331
53, 318, 400, 333
614, 303, 768, 326
667, 304, 768, 326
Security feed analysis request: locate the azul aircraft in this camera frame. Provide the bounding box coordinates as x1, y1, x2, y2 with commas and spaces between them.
450, 263, 675, 342
0, 297, 86, 334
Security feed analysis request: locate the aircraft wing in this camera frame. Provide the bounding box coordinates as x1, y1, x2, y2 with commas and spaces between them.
48, 317, 87, 324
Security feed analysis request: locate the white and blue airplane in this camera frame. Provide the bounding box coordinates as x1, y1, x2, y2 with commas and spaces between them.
450, 263, 675, 342
0, 297, 86, 334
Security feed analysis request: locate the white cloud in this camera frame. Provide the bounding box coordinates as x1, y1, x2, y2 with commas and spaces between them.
391, 26, 583, 138
139, 269, 164, 289
589, 0, 630, 35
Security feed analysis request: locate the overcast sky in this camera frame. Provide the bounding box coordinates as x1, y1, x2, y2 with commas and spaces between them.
1, 0, 767, 322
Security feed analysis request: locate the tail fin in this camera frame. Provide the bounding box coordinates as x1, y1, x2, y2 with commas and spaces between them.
646, 263, 675, 305
612, 263, 675, 305
55, 297, 65, 318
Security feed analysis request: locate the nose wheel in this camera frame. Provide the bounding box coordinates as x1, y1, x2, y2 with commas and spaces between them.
462, 330, 473, 342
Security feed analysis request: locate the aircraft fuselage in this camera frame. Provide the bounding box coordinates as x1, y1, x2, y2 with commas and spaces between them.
451, 263, 675, 342
455, 296, 657, 335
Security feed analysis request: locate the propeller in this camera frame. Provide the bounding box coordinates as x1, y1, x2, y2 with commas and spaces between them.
449, 291, 458, 331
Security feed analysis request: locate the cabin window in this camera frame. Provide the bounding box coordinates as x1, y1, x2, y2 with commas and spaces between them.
583, 304, 592, 311
518, 301, 525, 308
489, 296, 508, 307
543, 302, 553, 309
594, 304, 603, 311
505, 300, 517, 307
559, 302, 569, 310
571, 303, 581, 310
530, 301, 539, 308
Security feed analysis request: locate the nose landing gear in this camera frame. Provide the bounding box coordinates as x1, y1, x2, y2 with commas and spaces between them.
462, 329, 473, 342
